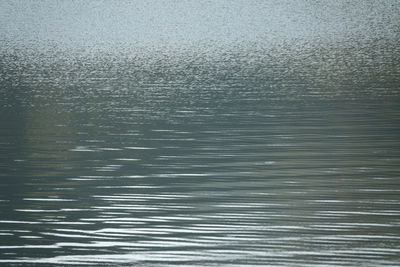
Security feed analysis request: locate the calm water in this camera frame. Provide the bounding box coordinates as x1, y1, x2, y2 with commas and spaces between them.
1, 1, 400, 266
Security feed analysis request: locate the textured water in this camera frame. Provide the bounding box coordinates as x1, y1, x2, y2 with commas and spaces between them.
1, 1, 400, 266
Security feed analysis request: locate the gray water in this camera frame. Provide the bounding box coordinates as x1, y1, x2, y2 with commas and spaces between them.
1, 1, 400, 266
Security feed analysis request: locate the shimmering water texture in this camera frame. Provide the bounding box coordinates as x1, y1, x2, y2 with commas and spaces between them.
1, 0, 400, 266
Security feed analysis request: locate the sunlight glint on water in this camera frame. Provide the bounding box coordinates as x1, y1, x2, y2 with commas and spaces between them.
1, 0, 400, 266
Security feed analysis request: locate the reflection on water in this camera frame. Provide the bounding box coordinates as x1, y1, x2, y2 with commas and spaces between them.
1, 40, 399, 266
1, 2, 400, 266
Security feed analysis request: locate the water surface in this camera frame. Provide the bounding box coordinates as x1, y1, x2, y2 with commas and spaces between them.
1, 1, 400, 266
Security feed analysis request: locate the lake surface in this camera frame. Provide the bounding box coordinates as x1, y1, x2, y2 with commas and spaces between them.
1, 1, 400, 266
1, 39, 400, 266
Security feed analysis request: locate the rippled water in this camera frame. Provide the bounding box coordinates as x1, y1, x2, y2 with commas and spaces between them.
1, 1, 400, 266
